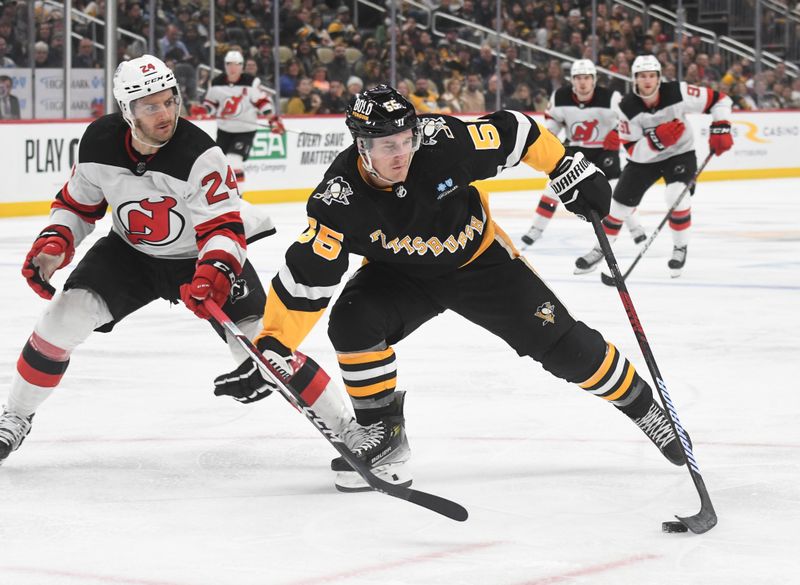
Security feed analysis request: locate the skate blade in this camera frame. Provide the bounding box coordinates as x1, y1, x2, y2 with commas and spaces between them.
670, 268, 683, 278
574, 264, 600, 275
334, 463, 412, 493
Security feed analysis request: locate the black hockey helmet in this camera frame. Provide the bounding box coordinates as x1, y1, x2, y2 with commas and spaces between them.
345, 84, 418, 139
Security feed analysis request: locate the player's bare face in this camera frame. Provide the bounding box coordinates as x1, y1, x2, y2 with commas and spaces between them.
226, 62, 243, 82
572, 74, 594, 99
132, 89, 179, 144
367, 130, 415, 184
636, 71, 660, 100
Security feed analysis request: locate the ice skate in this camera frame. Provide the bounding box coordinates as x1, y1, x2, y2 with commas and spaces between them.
631, 402, 690, 466
0, 409, 35, 464
668, 245, 687, 278
521, 225, 543, 247
332, 391, 411, 492
574, 246, 604, 274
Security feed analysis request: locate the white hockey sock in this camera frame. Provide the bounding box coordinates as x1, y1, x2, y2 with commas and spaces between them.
227, 153, 245, 185
7, 289, 113, 416
663, 182, 691, 247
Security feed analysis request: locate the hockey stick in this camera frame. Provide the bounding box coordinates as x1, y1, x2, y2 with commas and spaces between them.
589, 210, 717, 534
599, 152, 714, 286
203, 300, 469, 522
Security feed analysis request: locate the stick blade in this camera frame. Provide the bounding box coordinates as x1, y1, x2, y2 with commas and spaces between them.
369, 476, 468, 522
600, 272, 616, 287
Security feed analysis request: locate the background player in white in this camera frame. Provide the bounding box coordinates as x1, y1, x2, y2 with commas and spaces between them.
521, 60, 646, 255
191, 50, 284, 186
574, 55, 733, 277
0, 56, 310, 464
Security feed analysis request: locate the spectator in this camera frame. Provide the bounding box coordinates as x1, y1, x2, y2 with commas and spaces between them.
460, 72, 486, 113
504, 82, 533, 111
244, 57, 260, 79
159, 25, 190, 62
295, 40, 316, 77
472, 43, 496, 80
346, 75, 364, 99
0, 74, 20, 119
327, 43, 351, 85
328, 6, 357, 44
286, 77, 314, 114
438, 77, 464, 113
0, 37, 15, 68
183, 25, 207, 66
279, 59, 304, 97
484, 74, 504, 110
322, 78, 348, 114
311, 65, 330, 94
408, 77, 439, 113
73, 38, 97, 68
33, 41, 60, 68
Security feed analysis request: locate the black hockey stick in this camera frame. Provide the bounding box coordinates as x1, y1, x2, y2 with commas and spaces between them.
600, 152, 714, 286
589, 210, 716, 534
203, 300, 468, 522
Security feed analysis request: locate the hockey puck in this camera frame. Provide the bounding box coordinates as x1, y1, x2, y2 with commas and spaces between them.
662, 521, 688, 533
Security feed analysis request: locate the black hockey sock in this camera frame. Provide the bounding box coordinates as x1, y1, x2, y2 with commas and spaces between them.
614, 377, 654, 419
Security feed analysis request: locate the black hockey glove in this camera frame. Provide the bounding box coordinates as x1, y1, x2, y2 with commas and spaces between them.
213, 337, 292, 403
546, 152, 612, 221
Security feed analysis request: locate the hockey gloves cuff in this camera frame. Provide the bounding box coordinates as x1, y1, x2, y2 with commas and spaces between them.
180, 258, 236, 319
21, 224, 75, 299
546, 152, 612, 221
213, 337, 293, 403
709, 121, 733, 156
646, 119, 685, 151
267, 114, 286, 135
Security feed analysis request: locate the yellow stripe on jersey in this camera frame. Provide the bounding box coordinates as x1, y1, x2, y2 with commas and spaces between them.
256, 284, 325, 352
460, 189, 496, 268
580, 343, 617, 389
337, 348, 395, 365
521, 122, 566, 174
344, 379, 397, 397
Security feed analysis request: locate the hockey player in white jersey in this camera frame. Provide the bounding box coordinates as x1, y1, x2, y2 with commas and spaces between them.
0, 56, 355, 465
191, 50, 284, 185
574, 55, 733, 276
522, 60, 646, 252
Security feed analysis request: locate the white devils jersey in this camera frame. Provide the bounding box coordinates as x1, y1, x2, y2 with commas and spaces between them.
617, 81, 732, 164
203, 73, 273, 134
544, 85, 621, 149
49, 114, 247, 270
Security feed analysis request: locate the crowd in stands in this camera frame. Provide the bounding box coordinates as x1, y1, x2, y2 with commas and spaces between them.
1, 0, 800, 117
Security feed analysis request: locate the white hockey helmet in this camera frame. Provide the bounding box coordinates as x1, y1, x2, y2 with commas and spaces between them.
632, 55, 662, 98
225, 50, 244, 64
570, 59, 597, 80
113, 55, 179, 143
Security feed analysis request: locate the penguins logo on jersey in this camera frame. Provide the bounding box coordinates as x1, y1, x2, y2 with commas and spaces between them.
313, 177, 352, 206
419, 117, 454, 145
117, 196, 185, 246
535, 301, 556, 325
571, 119, 600, 142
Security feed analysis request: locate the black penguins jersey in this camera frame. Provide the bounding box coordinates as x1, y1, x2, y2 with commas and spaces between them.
544, 85, 621, 149
618, 81, 732, 164
257, 111, 567, 351
50, 114, 247, 272
203, 73, 273, 134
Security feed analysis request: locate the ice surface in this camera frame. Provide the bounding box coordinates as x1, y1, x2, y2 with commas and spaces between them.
1, 179, 798, 584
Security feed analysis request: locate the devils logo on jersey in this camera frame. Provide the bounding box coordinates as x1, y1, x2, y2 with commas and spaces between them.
117, 196, 186, 246
571, 119, 600, 142
220, 94, 246, 118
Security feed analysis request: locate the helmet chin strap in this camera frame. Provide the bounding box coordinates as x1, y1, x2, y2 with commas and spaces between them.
359, 144, 416, 187
124, 110, 179, 149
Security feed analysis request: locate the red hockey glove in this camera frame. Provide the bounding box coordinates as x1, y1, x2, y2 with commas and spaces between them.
21, 225, 75, 299
267, 114, 285, 135
709, 120, 733, 156
602, 129, 620, 151
189, 103, 210, 119
180, 258, 236, 319
646, 119, 685, 151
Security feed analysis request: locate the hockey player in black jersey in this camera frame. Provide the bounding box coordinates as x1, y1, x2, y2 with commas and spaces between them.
521, 59, 646, 253
212, 85, 690, 491
574, 55, 734, 277
0, 56, 285, 464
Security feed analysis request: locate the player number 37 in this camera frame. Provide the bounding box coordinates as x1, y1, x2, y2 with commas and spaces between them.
298, 218, 344, 260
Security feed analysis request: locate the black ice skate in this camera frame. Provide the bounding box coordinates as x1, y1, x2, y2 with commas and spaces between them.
668, 245, 688, 278
521, 225, 543, 247
0, 409, 35, 464
332, 391, 411, 492
631, 402, 690, 466
629, 225, 647, 244
574, 246, 604, 274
